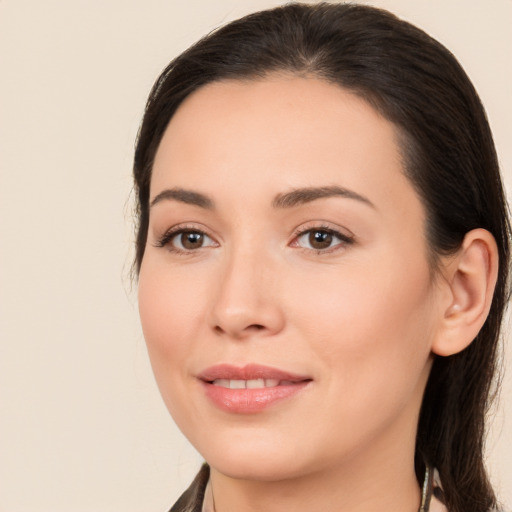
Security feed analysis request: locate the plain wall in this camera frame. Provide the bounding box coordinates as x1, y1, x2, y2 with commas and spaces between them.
0, 1, 510, 511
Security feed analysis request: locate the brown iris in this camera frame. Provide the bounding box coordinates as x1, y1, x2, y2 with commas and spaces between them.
309, 230, 333, 250
180, 231, 204, 249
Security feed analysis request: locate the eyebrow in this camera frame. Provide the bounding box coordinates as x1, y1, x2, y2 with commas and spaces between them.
150, 188, 214, 209
150, 185, 375, 211
272, 186, 375, 209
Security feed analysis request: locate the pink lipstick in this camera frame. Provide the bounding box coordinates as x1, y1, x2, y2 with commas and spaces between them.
198, 364, 312, 413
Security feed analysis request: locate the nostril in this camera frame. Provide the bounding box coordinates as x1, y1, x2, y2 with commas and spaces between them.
213, 323, 265, 336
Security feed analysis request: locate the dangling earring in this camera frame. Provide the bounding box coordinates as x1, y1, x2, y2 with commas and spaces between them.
418, 465, 433, 512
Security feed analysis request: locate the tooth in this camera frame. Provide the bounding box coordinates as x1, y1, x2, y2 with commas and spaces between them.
213, 379, 230, 388
229, 380, 246, 389
212, 379, 284, 389
247, 379, 265, 389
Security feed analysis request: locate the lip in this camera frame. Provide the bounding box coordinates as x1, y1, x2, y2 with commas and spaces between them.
198, 364, 312, 414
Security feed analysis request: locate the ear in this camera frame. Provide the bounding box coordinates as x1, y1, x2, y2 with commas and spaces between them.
432, 228, 499, 357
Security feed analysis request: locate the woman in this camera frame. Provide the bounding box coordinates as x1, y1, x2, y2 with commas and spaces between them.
133, 3, 510, 512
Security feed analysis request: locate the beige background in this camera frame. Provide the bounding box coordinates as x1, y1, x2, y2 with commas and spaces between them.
0, 1, 510, 511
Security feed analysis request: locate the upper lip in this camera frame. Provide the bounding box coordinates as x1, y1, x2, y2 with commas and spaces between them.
198, 363, 311, 383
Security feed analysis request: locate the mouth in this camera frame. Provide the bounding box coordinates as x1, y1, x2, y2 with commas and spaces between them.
198, 364, 312, 413
209, 378, 299, 389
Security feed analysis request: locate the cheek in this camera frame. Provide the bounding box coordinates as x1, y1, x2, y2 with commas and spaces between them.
285, 260, 436, 457
137, 260, 207, 380
137, 263, 211, 431
288, 253, 436, 395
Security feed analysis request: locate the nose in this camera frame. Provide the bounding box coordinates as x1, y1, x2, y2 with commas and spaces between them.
208, 248, 285, 340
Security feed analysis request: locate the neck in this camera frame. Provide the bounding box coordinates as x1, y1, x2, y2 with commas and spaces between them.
208, 431, 421, 512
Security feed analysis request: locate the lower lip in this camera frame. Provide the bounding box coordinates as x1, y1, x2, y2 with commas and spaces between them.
202, 381, 310, 413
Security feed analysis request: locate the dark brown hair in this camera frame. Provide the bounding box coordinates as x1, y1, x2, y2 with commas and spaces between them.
133, 4, 510, 511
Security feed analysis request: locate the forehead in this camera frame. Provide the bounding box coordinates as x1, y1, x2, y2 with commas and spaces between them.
151, 75, 421, 222
155, 75, 398, 167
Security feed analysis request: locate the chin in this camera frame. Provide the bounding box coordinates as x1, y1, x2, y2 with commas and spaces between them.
208, 453, 305, 482
193, 429, 312, 482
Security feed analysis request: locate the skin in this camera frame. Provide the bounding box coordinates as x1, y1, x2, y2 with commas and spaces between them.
138, 76, 466, 512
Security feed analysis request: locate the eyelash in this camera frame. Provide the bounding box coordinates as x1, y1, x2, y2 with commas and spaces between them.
154, 223, 355, 255
154, 224, 218, 255
291, 224, 355, 254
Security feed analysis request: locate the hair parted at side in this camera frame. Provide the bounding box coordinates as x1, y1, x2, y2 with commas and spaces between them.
133, 3, 510, 511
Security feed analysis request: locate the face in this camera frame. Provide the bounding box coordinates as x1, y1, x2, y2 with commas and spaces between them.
138, 76, 444, 482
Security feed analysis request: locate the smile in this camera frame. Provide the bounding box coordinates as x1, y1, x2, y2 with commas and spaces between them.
198, 364, 312, 413
212, 379, 296, 389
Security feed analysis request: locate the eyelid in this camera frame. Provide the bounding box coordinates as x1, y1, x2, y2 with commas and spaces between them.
291, 221, 355, 239
290, 222, 355, 252
153, 223, 219, 252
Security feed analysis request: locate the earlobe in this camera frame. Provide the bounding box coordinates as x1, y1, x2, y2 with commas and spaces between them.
432, 229, 499, 357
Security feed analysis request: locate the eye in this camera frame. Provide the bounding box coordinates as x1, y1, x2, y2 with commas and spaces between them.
293, 227, 354, 252
174, 231, 212, 250
156, 228, 217, 252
